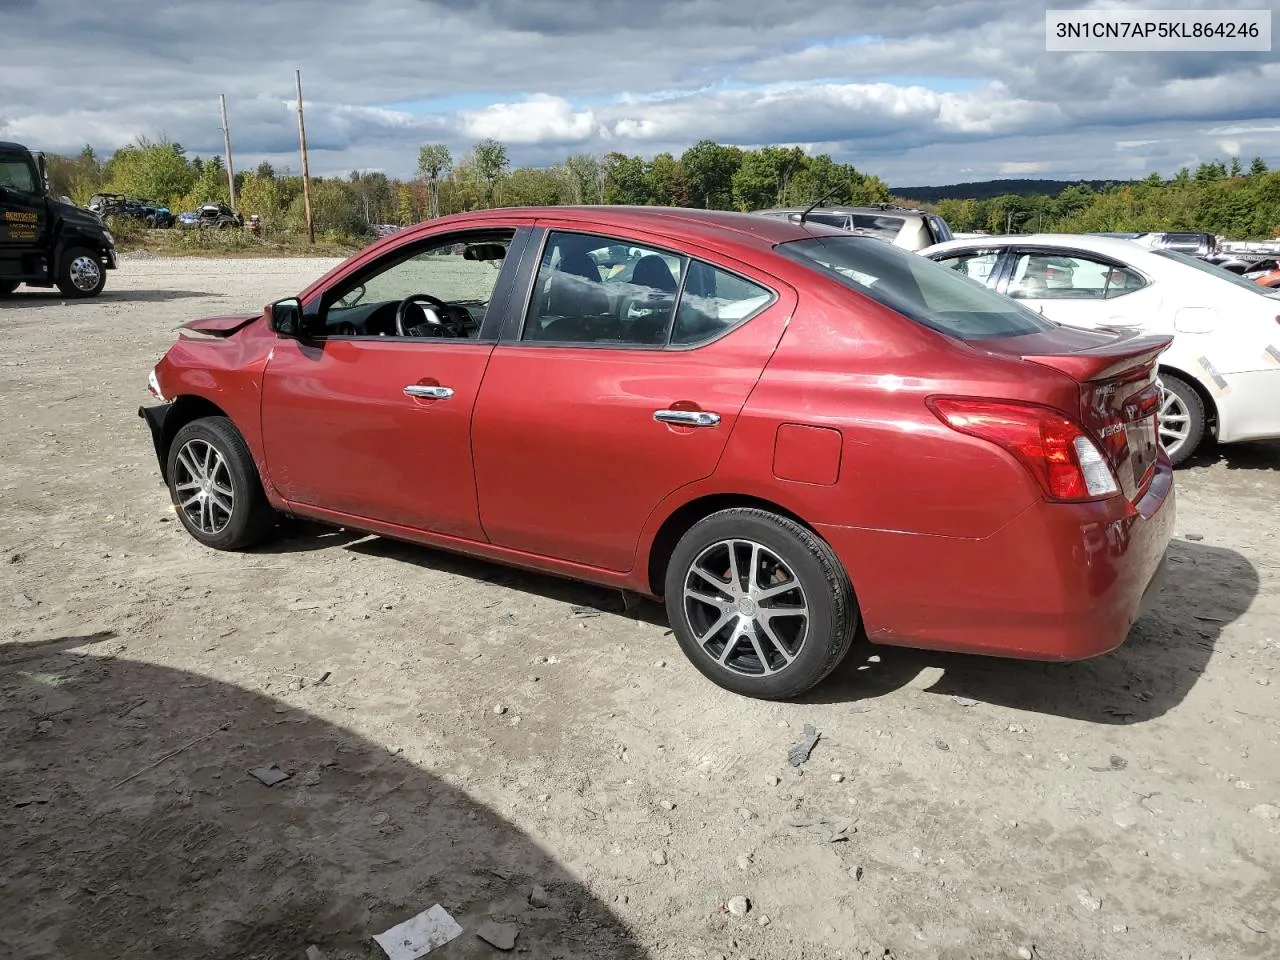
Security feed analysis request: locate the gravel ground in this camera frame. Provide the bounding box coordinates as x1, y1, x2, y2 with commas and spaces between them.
1, 257, 1278, 960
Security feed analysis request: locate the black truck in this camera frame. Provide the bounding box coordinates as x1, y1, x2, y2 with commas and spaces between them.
0, 140, 117, 297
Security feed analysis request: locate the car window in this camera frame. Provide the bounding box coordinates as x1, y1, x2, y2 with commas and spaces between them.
1154, 248, 1280, 300
0, 157, 36, 194
846, 214, 905, 241
806, 213, 850, 229
927, 215, 954, 243
671, 261, 774, 346
320, 231, 514, 339
934, 251, 1000, 285
1007, 252, 1147, 301
777, 235, 1056, 340
523, 231, 686, 345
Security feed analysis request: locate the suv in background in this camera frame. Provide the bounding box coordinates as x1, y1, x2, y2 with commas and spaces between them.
752, 204, 954, 251
1129, 231, 1217, 258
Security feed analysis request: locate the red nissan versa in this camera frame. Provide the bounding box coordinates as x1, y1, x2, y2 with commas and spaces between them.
138, 207, 1174, 700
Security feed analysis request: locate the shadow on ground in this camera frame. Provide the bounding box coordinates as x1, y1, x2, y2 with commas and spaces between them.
0, 288, 214, 308
1182, 437, 1280, 472
256, 520, 669, 629
0, 643, 646, 960
806, 539, 1259, 723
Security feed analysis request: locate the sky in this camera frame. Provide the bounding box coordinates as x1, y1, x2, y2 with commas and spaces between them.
1, 0, 1277, 187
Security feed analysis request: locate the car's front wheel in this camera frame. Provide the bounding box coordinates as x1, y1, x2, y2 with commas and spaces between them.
166, 416, 278, 550
664, 508, 859, 700
55, 247, 107, 297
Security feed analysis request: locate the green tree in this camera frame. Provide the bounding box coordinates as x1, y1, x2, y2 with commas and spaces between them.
645, 153, 687, 206
104, 137, 196, 207
680, 140, 742, 209
472, 138, 509, 207
562, 154, 603, 204
504, 166, 565, 206
602, 152, 650, 205
417, 143, 453, 218
1250, 156, 1268, 176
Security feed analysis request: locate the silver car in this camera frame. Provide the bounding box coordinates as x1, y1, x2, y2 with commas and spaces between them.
752, 204, 954, 251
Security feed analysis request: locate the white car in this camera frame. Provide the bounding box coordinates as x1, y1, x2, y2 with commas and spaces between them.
919, 234, 1280, 465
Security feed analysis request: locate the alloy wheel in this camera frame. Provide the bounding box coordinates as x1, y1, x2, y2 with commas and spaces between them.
1157, 381, 1191, 459
174, 439, 235, 535
681, 538, 809, 677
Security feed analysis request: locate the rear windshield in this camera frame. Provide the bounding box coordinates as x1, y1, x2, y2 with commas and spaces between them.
776, 235, 1057, 340
1153, 249, 1280, 299
847, 213, 905, 241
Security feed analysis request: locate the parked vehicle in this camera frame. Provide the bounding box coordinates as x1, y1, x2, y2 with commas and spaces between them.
1128, 231, 1218, 258
87, 193, 174, 228
751, 204, 953, 251
176, 203, 244, 229
921, 233, 1280, 464
140, 208, 1173, 700
1241, 258, 1280, 282
0, 140, 117, 297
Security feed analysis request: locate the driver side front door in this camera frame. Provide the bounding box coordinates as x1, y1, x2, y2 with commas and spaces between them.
259, 227, 531, 541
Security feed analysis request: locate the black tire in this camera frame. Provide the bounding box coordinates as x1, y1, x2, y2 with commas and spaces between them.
664, 508, 858, 700
55, 246, 107, 298
0, 280, 18, 296
165, 416, 278, 550
1158, 373, 1206, 466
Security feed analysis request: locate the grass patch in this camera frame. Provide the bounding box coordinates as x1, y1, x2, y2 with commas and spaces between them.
110, 224, 368, 259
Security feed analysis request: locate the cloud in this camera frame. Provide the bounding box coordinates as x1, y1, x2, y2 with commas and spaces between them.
999, 161, 1048, 174
0, 0, 1277, 185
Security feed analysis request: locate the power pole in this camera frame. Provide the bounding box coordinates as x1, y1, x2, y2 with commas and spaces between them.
294, 69, 315, 244
219, 94, 237, 209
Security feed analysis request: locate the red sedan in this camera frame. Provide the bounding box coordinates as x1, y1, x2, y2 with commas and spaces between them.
139, 207, 1174, 699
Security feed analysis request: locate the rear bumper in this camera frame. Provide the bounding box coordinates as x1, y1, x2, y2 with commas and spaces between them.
816, 458, 1176, 661
138, 402, 171, 482
1214, 368, 1280, 444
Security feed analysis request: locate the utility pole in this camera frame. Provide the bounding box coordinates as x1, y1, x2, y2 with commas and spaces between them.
294, 69, 315, 244
219, 94, 237, 209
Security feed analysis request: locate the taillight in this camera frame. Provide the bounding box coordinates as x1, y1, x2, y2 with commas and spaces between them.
929, 398, 1119, 501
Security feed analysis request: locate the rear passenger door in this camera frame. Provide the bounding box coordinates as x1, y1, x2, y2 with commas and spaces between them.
470, 226, 796, 573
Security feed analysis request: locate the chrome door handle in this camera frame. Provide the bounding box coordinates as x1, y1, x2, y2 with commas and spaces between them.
404, 384, 453, 399
654, 409, 720, 427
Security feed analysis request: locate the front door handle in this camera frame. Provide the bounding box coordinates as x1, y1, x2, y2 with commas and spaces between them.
654, 409, 720, 427
404, 384, 454, 399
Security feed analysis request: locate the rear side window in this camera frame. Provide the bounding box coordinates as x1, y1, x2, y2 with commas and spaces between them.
934, 251, 1001, 285
777, 235, 1056, 340
1006, 252, 1147, 301
524, 230, 774, 347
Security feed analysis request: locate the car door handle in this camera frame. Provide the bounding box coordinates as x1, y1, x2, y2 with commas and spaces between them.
654, 409, 720, 427
404, 384, 453, 399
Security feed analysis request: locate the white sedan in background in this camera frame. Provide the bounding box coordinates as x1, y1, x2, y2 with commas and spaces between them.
920, 234, 1280, 464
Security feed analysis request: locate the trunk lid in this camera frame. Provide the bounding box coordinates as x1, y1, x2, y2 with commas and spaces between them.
981, 327, 1172, 500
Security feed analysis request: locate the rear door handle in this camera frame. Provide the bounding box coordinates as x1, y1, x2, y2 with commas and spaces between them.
654, 409, 720, 427
404, 384, 454, 399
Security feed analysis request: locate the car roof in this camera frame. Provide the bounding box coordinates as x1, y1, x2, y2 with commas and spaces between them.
755, 205, 924, 217
922, 233, 1164, 259
401, 205, 850, 253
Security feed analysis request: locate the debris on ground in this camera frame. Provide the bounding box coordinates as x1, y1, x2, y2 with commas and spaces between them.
570, 605, 601, 619
1185, 533, 1205, 541
821, 820, 856, 843
952, 696, 979, 707
726, 896, 751, 917
373, 904, 463, 959
475, 919, 519, 951
111, 721, 232, 788
1076, 889, 1103, 911
831, 773, 845, 782
652, 850, 668, 865
13, 796, 50, 808
497, 613, 517, 626
493, 704, 507, 715
787, 723, 821, 767
1249, 803, 1280, 820
935, 739, 950, 752
248, 763, 291, 787
529, 884, 551, 907
305, 946, 328, 960
660, 800, 676, 810
11, 592, 36, 609
1089, 755, 1128, 772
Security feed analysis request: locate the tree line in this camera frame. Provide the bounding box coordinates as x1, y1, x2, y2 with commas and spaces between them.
44, 137, 1279, 244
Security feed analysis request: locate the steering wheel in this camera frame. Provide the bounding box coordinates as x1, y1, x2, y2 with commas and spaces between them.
395, 293, 463, 337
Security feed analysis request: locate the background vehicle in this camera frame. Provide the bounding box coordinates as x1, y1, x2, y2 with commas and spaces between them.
1128, 231, 1218, 258
88, 193, 174, 228
751, 204, 953, 251
0, 140, 116, 297
922, 233, 1280, 464
176, 202, 244, 229
140, 208, 1172, 702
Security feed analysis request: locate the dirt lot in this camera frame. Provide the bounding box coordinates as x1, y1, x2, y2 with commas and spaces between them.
2, 257, 1278, 960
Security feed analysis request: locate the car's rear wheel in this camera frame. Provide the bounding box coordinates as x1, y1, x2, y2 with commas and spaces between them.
166, 416, 278, 550
664, 508, 858, 700
1157, 373, 1205, 466
55, 247, 106, 297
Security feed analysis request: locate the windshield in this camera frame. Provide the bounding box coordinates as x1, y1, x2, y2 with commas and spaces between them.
1153, 249, 1280, 299
776, 235, 1057, 340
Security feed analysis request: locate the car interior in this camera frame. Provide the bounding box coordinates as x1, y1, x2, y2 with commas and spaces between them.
319, 234, 512, 338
